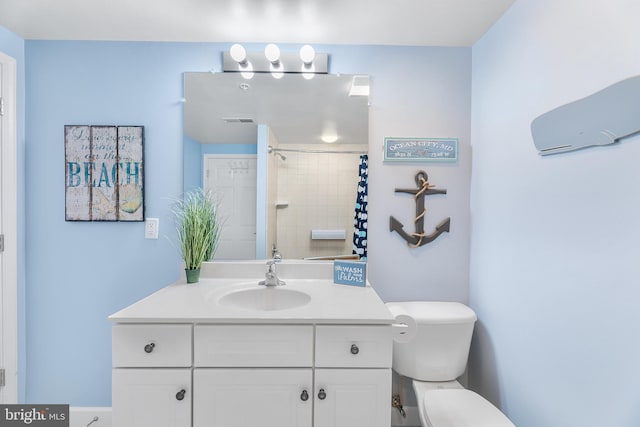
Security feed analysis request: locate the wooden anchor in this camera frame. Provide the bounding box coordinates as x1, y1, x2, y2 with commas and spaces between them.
389, 170, 451, 247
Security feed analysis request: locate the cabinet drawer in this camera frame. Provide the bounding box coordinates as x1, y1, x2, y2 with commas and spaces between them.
112, 324, 192, 367
194, 325, 313, 367
315, 325, 392, 368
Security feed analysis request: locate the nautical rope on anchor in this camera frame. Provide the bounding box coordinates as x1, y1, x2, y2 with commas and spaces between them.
409, 176, 435, 247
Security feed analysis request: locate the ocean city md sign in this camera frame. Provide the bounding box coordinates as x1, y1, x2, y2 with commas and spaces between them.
383, 137, 458, 162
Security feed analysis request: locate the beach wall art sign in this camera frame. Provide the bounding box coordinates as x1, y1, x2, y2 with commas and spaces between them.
65, 125, 144, 221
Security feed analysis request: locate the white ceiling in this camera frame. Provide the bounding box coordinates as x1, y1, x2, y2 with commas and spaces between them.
0, 0, 514, 47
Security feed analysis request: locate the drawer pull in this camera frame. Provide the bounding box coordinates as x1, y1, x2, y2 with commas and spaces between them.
144, 343, 155, 353
350, 344, 359, 355
176, 389, 186, 401
300, 390, 309, 401
318, 388, 327, 400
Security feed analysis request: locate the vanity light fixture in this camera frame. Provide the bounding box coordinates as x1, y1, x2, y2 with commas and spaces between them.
264, 43, 281, 65
222, 44, 328, 77
264, 44, 284, 79
229, 44, 254, 79
299, 44, 315, 67
230, 43, 248, 66
299, 44, 316, 79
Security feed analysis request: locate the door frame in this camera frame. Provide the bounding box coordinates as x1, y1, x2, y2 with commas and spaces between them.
0, 50, 18, 403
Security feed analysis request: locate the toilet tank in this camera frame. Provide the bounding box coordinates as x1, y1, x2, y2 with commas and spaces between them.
386, 302, 477, 381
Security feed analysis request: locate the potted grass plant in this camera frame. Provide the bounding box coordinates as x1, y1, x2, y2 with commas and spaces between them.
173, 188, 221, 283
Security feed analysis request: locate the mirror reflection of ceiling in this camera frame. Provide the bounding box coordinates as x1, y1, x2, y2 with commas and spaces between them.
0, 0, 515, 47
184, 72, 369, 146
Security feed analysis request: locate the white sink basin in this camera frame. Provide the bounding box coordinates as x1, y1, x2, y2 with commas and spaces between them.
217, 287, 311, 311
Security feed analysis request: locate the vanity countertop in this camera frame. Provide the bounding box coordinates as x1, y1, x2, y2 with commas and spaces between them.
109, 261, 394, 324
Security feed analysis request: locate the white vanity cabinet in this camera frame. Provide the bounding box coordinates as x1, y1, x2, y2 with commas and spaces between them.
109, 262, 396, 427
112, 323, 392, 427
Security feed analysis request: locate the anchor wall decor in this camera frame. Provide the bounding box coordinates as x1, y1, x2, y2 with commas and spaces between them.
389, 170, 450, 247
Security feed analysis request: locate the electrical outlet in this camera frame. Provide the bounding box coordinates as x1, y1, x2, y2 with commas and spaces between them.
145, 218, 159, 239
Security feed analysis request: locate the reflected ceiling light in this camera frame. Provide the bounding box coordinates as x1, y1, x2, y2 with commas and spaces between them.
321, 122, 338, 143
321, 135, 339, 143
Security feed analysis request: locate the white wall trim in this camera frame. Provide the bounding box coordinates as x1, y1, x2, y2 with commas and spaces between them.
0, 50, 18, 404
69, 407, 112, 427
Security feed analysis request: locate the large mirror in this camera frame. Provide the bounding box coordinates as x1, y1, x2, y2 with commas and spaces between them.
183, 72, 369, 260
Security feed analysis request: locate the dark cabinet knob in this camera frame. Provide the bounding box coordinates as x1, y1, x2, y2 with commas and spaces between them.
176, 389, 186, 401
144, 343, 155, 353
300, 390, 309, 401
350, 344, 359, 355
318, 388, 327, 400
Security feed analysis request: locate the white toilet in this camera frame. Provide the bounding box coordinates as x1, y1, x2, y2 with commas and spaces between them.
386, 301, 515, 427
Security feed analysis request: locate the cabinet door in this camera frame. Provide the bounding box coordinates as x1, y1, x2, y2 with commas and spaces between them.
314, 368, 392, 427
112, 369, 191, 427
193, 368, 312, 427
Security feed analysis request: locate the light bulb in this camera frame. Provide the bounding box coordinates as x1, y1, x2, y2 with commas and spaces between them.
230, 44, 247, 65
299, 44, 315, 65
264, 43, 280, 64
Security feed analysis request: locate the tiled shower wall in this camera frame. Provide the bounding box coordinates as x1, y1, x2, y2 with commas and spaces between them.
274, 144, 365, 259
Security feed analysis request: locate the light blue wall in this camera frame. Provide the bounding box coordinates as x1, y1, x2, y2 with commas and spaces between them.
24, 41, 198, 405
0, 25, 26, 404
469, 0, 640, 426
22, 40, 472, 406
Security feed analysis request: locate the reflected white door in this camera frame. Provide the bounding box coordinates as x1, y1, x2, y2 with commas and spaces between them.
204, 155, 257, 259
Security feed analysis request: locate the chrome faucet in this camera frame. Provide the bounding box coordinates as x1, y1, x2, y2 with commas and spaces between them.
259, 259, 286, 287
271, 244, 282, 260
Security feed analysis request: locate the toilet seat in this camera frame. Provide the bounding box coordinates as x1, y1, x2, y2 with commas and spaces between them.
419, 388, 515, 427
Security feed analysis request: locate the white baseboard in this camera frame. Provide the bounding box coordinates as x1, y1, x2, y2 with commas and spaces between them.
69, 407, 111, 427
391, 405, 420, 426
70, 405, 413, 427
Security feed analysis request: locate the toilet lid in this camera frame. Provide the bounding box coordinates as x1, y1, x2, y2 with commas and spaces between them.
421, 389, 515, 427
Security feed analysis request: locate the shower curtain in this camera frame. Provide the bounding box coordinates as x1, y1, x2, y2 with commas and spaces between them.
352, 154, 368, 260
